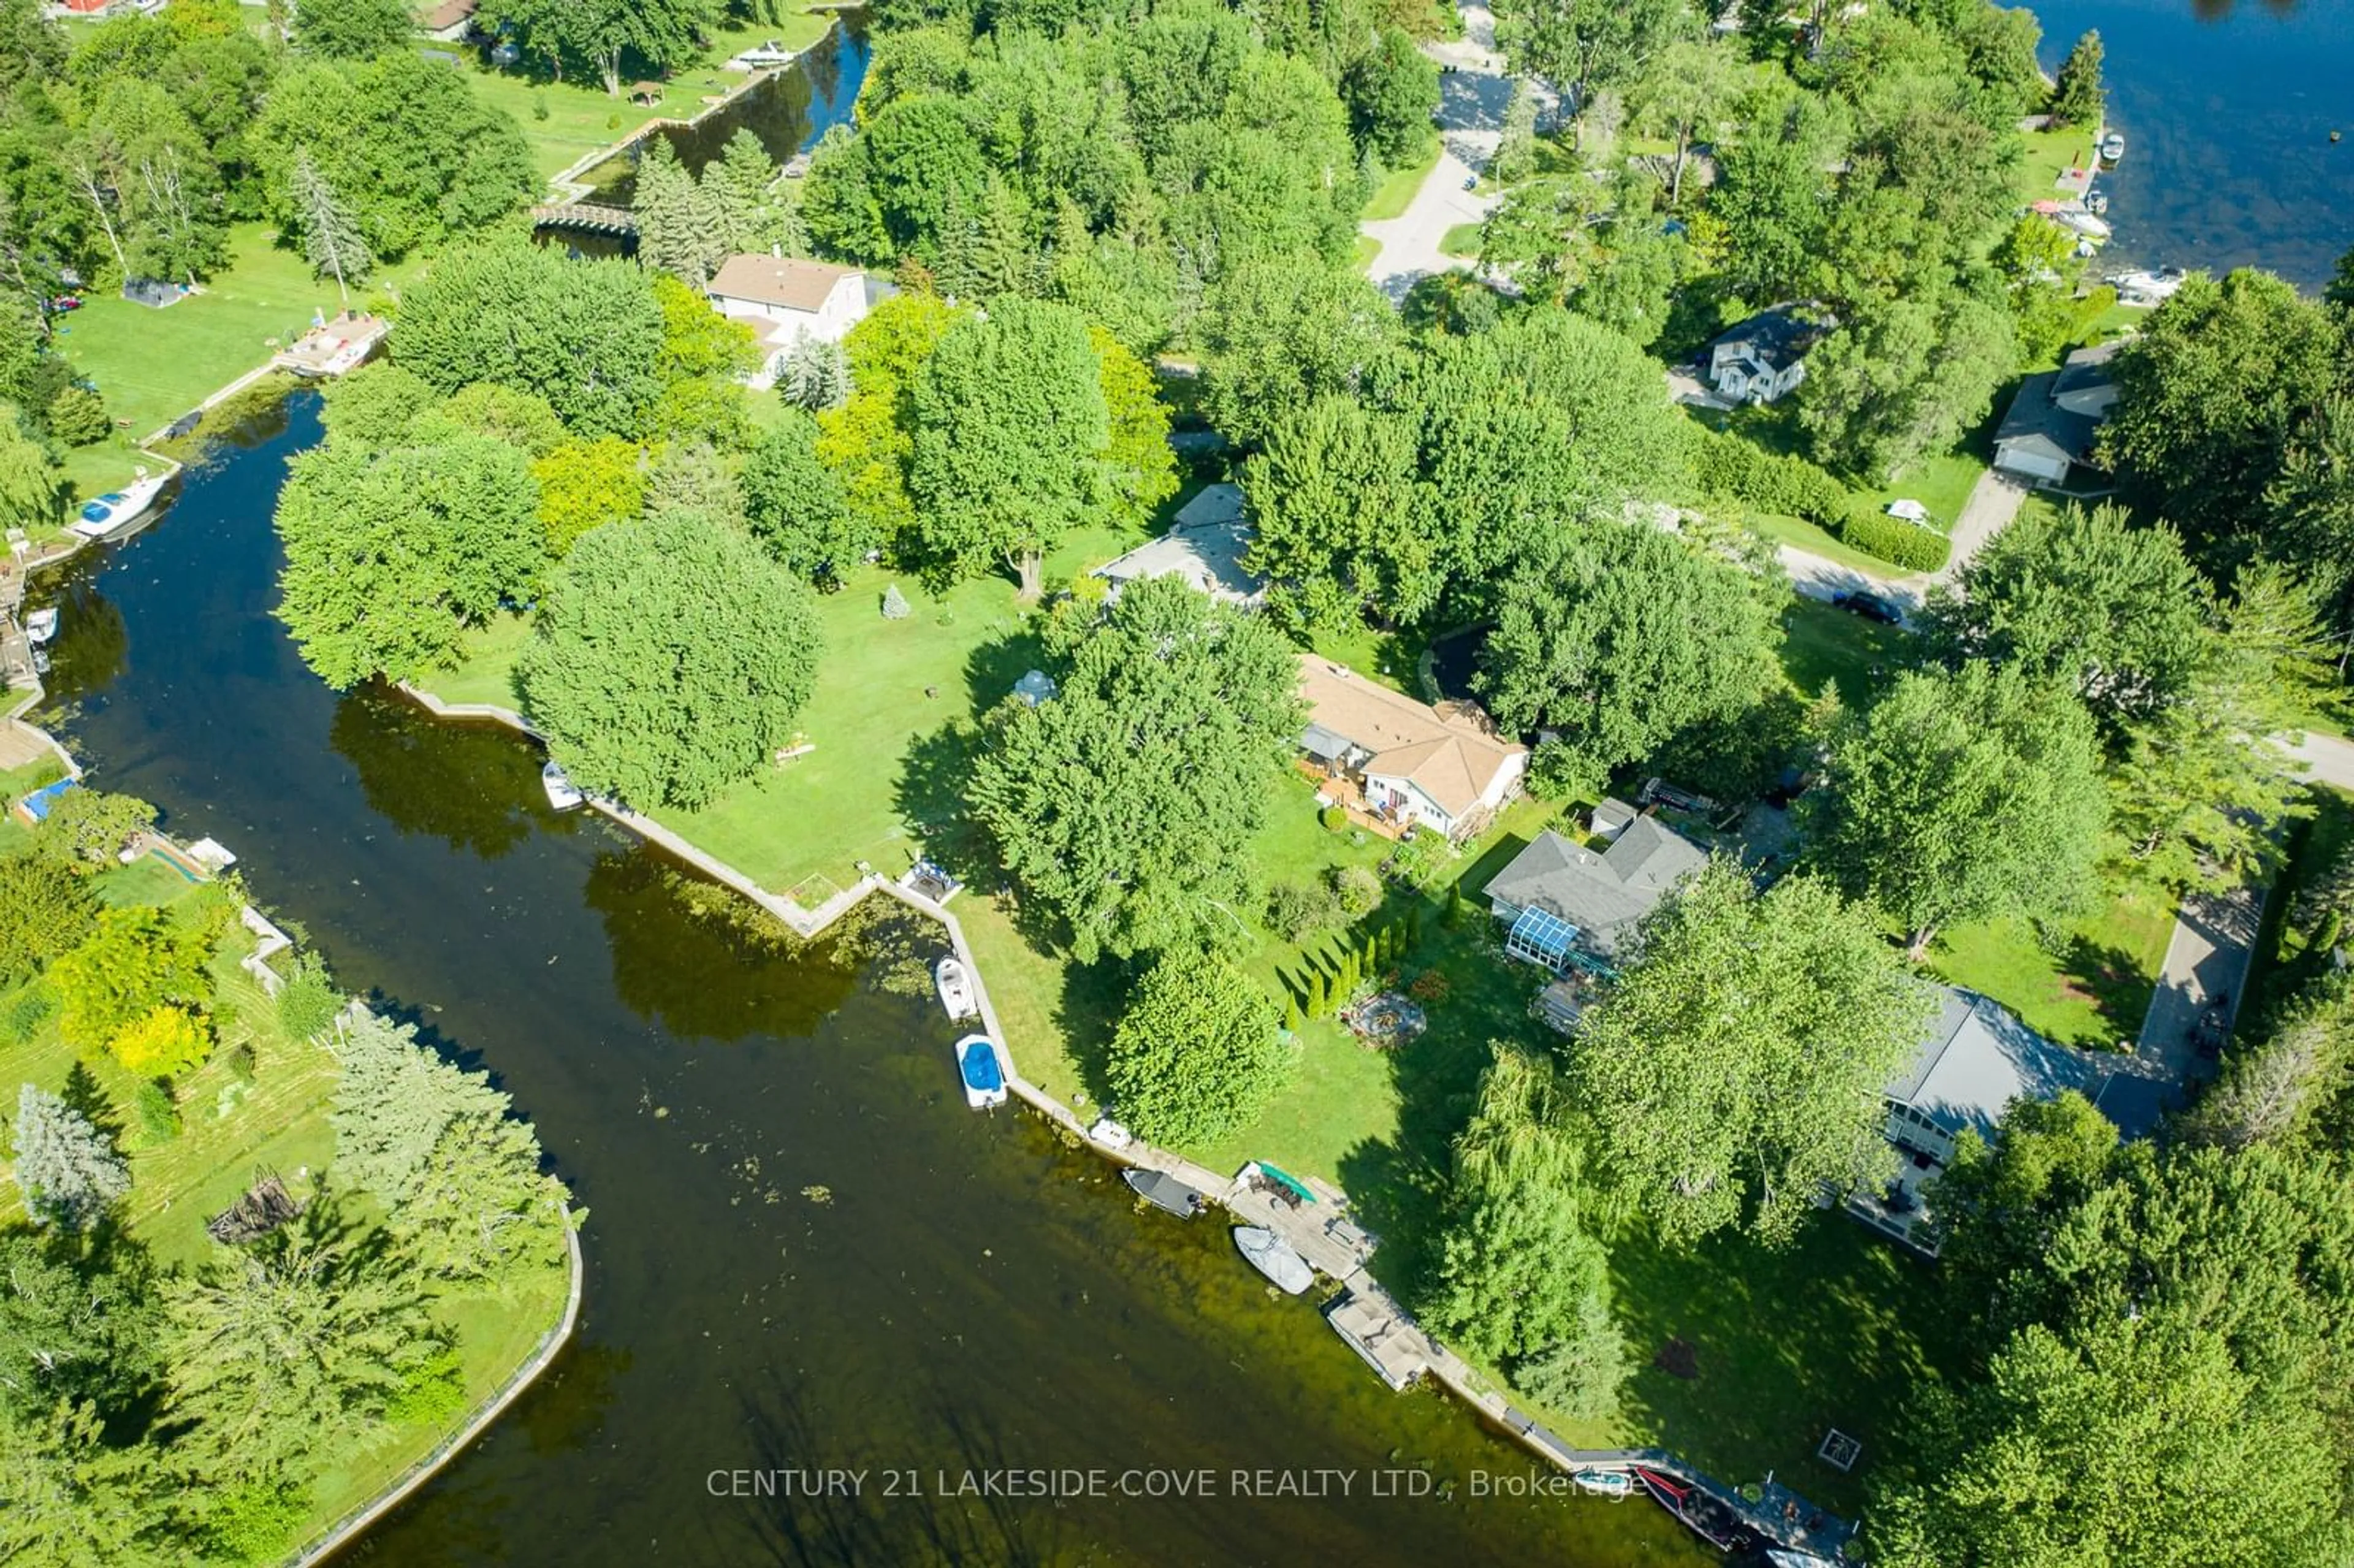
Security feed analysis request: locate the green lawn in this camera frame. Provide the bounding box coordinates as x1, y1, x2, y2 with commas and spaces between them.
53, 223, 430, 446
425, 611, 533, 709
0, 835, 571, 1553
2013, 121, 2100, 207
1930, 878, 2176, 1051
1859, 446, 1987, 538
1777, 598, 1914, 707
1352, 232, 1383, 271
1438, 221, 1483, 259
1362, 136, 1443, 223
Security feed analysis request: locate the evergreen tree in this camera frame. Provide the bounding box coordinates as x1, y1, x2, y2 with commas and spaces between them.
881, 582, 910, 619
289, 147, 373, 308
9, 1084, 131, 1232
634, 138, 723, 287
1487, 77, 1544, 188
2050, 31, 2104, 131
327, 1011, 514, 1205
778, 333, 849, 411
704, 128, 780, 256
0, 1397, 172, 1567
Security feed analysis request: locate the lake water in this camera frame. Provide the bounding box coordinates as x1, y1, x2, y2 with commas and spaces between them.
2030, 0, 2354, 289
573, 12, 873, 207
24, 399, 1704, 1566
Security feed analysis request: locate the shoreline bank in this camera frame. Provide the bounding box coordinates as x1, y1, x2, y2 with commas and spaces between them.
390, 682, 1857, 1559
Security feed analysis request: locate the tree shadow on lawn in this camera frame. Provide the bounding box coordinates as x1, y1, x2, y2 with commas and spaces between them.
960, 622, 1050, 720
2051, 933, 2158, 1049
1607, 1217, 1954, 1510
1335, 908, 1548, 1307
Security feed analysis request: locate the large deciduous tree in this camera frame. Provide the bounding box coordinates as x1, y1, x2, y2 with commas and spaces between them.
484, 0, 717, 96
2101, 268, 2348, 553
518, 508, 823, 809
1928, 501, 2210, 733
292, 0, 411, 60
742, 408, 859, 579
1570, 864, 1936, 1246
1799, 287, 2017, 482
967, 576, 1303, 964
1241, 395, 1430, 632
1103, 953, 1292, 1144
387, 237, 665, 436
907, 299, 1110, 595
1810, 661, 2108, 959
275, 435, 546, 688
1479, 518, 1781, 776
1195, 258, 1400, 448
1493, 0, 1691, 148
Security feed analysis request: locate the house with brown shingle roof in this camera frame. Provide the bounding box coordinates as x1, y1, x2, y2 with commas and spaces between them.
1295, 655, 1527, 842
706, 254, 870, 389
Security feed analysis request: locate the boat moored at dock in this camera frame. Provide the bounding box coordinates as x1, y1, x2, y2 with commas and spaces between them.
956, 1033, 1008, 1109
69, 471, 169, 541
541, 760, 585, 811
934, 955, 978, 1020
1233, 1225, 1314, 1294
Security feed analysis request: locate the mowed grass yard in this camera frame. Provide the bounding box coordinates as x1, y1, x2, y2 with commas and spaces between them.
0, 805, 570, 1551
54, 223, 430, 446
1930, 880, 2176, 1050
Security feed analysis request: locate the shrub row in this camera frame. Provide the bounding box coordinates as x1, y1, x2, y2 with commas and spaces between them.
1839, 508, 1952, 573
1692, 429, 1851, 528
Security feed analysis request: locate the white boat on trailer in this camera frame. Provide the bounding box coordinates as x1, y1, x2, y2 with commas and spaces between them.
541, 760, 585, 811
934, 956, 978, 1020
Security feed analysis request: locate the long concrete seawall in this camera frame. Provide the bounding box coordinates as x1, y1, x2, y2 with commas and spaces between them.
389, 685, 1857, 1559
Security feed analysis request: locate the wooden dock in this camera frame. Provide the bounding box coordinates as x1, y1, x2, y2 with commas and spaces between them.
384, 681, 1858, 1560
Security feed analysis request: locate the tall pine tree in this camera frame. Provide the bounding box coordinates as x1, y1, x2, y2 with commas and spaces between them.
291, 148, 373, 308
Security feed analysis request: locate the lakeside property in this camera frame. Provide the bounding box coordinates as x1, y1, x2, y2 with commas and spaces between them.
0, 736, 577, 1562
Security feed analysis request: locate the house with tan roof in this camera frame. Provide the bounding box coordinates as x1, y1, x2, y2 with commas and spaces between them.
706, 254, 871, 388
1295, 656, 1527, 842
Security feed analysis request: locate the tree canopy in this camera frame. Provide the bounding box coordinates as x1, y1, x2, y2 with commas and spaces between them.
967, 576, 1302, 964
1809, 660, 2108, 959
1571, 863, 1937, 1246
1103, 952, 1292, 1144
518, 508, 825, 810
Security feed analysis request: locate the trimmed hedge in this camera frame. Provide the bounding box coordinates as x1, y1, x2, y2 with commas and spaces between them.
1840, 508, 1952, 573
1693, 429, 1851, 528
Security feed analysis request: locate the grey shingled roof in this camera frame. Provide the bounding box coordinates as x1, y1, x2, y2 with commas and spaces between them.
1481, 820, 1709, 958
1885, 987, 2112, 1142
1994, 370, 2104, 467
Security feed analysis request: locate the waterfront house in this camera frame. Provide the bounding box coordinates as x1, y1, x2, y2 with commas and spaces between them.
1849, 986, 2117, 1254
1992, 340, 2122, 488
1705, 308, 1824, 405
1091, 484, 1264, 606
1480, 809, 1709, 973
1295, 657, 1526, 842
413, 0, 478, 42
707, 254, 871, 389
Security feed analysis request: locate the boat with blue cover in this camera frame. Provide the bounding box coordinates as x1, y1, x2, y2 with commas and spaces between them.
956, 1033, 1007, 1109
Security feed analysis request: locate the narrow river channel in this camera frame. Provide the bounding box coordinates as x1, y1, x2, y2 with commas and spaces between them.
27, 400, 1704, 1566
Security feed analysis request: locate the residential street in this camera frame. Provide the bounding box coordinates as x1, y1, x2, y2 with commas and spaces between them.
1360, 6, 1510, 300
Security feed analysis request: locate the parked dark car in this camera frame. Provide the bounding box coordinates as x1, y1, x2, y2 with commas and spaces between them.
1832, 589, 1903, 625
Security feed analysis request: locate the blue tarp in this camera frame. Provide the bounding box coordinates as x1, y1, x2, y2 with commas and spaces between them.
13, 777, 76, 824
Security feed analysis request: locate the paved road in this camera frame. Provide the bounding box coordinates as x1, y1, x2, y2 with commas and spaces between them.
1362, 4, 1516, 300
2293, 731, 2354, 792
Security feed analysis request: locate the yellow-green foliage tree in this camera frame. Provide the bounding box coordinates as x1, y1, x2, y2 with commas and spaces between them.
532, 437, 646, 557
49, 908, 209, 1052
647, 275, 761, 446
1089, 325, 1177, 528
110, 1003, 215, 1081
815, 292, 969, 546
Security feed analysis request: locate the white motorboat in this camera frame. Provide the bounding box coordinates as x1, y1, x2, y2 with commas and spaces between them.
934, 956, 978, 1020
541, 759, 585, 811
955, 1033, 1008, 1109
2111, 267, 2186, 305
2099, 130, 2126, 164
22, 607, 57, 644
2052, 207, 2111, 240
1232, 1226, 1314, 1295
68, 470, 168, 541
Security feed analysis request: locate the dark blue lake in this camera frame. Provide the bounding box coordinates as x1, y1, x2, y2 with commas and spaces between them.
2030, 0, 2353, 289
